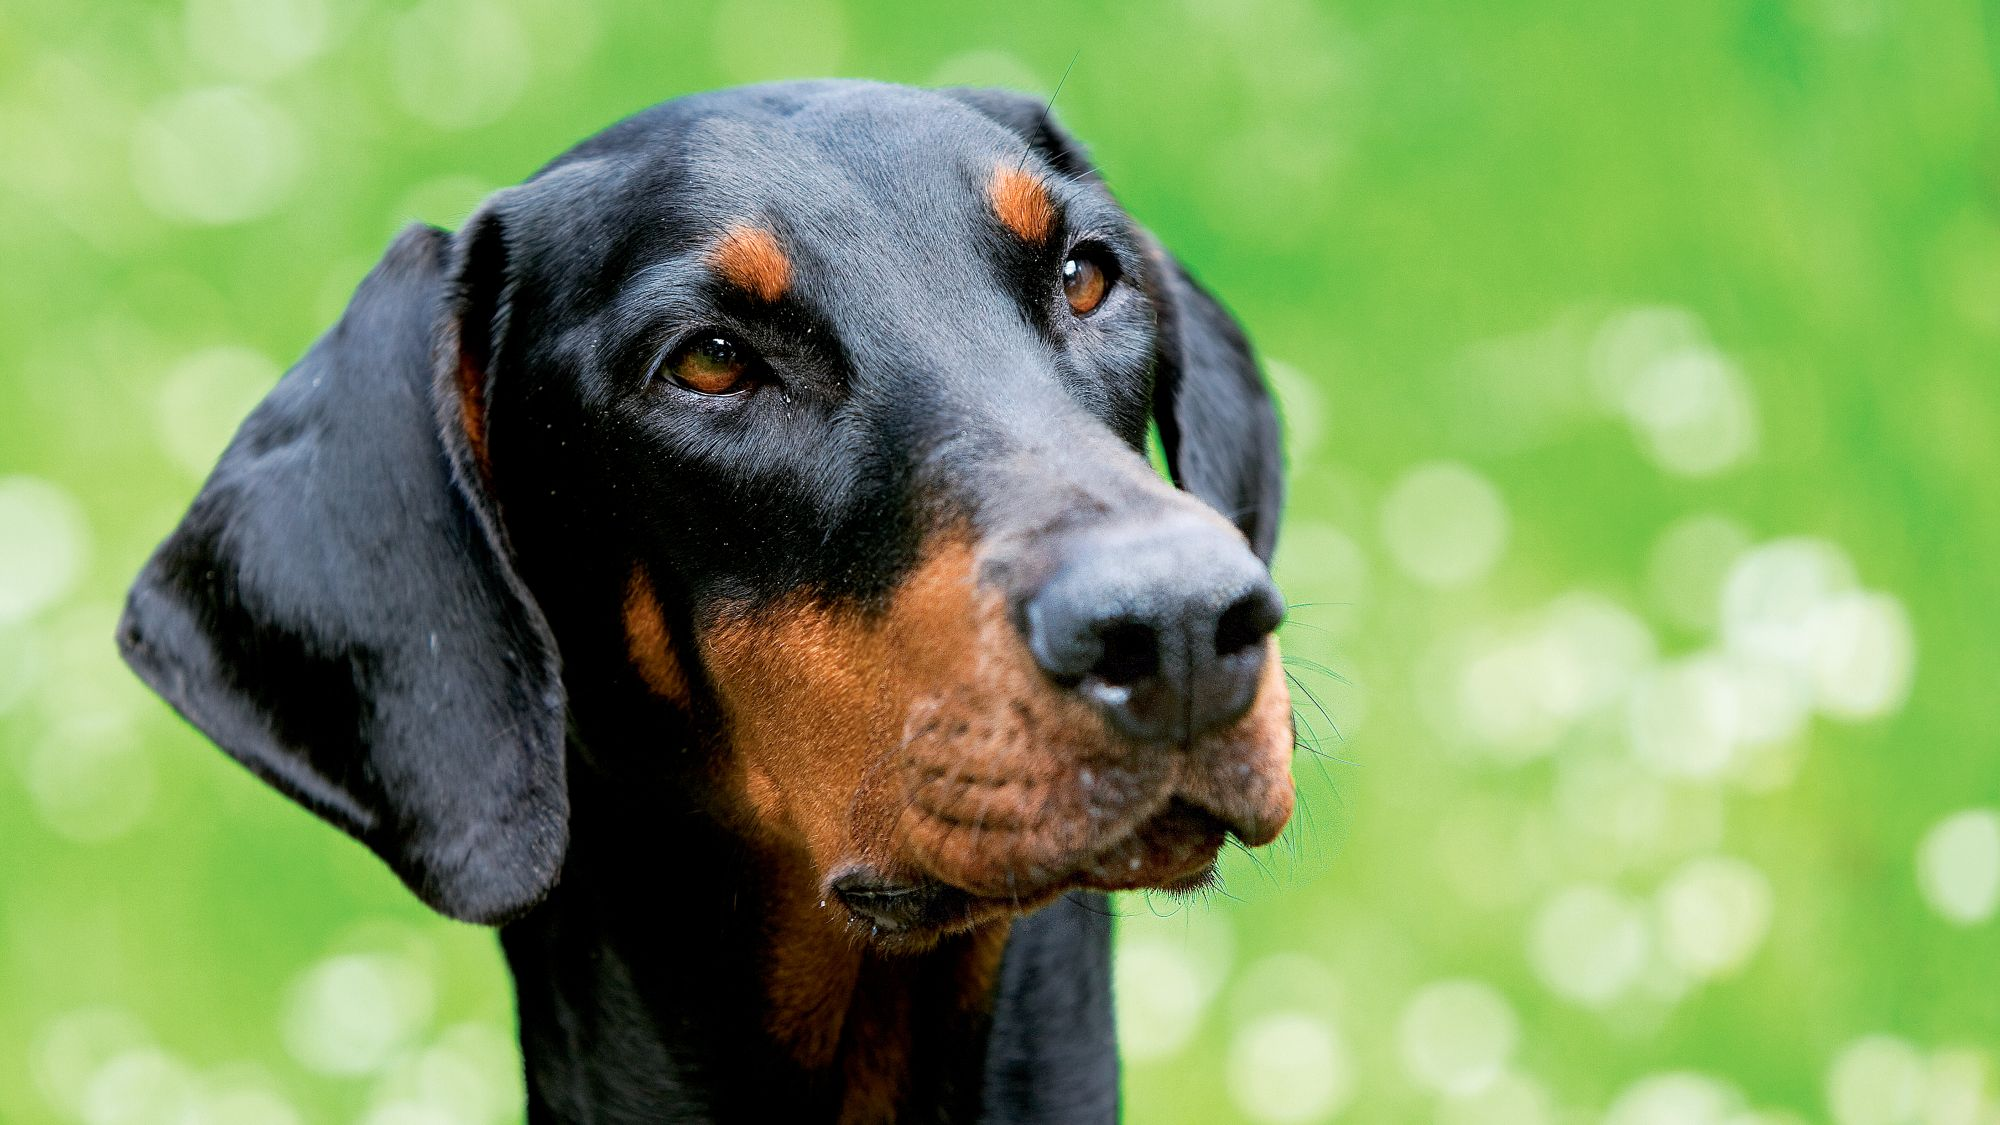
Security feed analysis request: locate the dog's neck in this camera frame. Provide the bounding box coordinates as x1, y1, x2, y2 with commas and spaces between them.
727, 824, 1016, 1121
498, 749, 1120, 1123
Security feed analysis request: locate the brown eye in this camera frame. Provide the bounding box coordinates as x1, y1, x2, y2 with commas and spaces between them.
667, 335, 753, 395
1061, 247, 1116, 316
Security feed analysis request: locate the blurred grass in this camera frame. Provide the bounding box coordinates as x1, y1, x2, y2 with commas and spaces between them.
2, 1, 1997, 1122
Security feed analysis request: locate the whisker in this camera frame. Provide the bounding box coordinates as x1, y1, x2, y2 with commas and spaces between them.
1280, 654, 1351, 687
1014, 48, 1082, 172
1283, 673, 1340, 790
1223, 836, 1279, 892
1067, 893, 1137, 921
1286, 672, 1351, 765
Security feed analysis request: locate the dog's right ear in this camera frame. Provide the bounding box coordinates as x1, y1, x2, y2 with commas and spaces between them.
118, 220, 568, 926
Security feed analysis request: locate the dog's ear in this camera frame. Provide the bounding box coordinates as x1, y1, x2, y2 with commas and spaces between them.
1142, 248, 1285, 562
117, 220, 567, 926
944, 86, 1285, 561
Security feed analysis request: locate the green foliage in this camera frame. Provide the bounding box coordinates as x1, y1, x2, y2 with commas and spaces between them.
1, 1, 1995, 1121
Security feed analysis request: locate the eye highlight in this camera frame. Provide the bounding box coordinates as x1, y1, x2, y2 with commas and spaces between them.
662, 334, 756, 395
1061, 246, 1117, 316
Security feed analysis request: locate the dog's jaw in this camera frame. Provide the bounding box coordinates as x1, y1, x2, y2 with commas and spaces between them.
695, 535, 1294, 950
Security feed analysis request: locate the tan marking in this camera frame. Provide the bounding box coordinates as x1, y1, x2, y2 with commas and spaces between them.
699, 531, 1295, 907
835, 956, 913, 1125
948, 919, 1014, 1020
757, 847, 866, 1070
455, 352, 490, 477
833, 923, 1012, 1124
988, 166, 1055, 242
697, 529, 1294, 1084
623, 566, 689, 705
750, 848, 1012, 1113
711, 224, 791, 302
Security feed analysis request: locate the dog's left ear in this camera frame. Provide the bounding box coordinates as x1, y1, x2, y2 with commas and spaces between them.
945, 87, 1286, 561
1142, 247, 1284, 562
117, 220, 568, 925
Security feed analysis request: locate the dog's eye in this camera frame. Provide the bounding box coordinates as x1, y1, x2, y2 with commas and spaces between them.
1061, 246, 1117, 317
665, 335, 754, 395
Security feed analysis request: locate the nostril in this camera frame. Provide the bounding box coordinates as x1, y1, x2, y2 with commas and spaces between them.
1091, 621, 1159, 687
1015, 524, 1282, 743
1214, 586, 1283, 658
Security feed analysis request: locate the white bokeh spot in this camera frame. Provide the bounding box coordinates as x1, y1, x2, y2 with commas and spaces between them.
1227, 1011, 1353, 1124
1448, 592, 1658, 761
282, 952, 435, 1075
206, 1087, 306, 1125
31, 1008, 152, 1117
1826, 1035, 1927, 1125
1265, 359, 1328, 464
184, 0, 329, 82
1590, 306, 1757, 477
0, 619, 37, 714
1380, 461, 1509, 589
1604, 1071, 1747, 1125
26, 715, 157, 843
360, 1104, 464, 1125
1807, 591, 1916, 721
1397, 978, 1518, 1095
1722, 537, 1859, 671
80, 1047, 202, 1125
363, 1023, 522, 1125
1919, 1048, 1991, 1125
1627, 657, 1748, 780
1113, 938, 1214, 1062
1437, 1070, 1554, 1125
156, 346, 278, 476
1590, 306, 1709, 411
1529, 884, 1650, 1006
1620, 347, 1758, 477
1916, 809, 2000, 926
392, 0, 531, 130
0, 475, 90, 625
131, 87, 302, 225
1655, 855, 1774, 979
1226, 952, 1342, 1029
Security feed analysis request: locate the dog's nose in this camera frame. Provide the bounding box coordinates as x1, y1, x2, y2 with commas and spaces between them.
1020, 516, 1283, 744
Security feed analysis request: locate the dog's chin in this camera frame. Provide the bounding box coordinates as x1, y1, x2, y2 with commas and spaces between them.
829, 799, 1235, 951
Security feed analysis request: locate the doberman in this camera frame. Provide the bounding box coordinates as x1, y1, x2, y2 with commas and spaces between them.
119, 80, 1295, 1123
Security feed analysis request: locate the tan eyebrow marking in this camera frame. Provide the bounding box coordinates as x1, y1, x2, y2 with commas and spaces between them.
710, 224, 791, 302
988, 165, 1055, 243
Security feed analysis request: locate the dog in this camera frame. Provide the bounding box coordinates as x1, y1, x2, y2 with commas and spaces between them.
119, 80, 1294, 1123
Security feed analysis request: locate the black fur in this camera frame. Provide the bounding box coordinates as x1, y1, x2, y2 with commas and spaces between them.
119, 81, 1283, 1122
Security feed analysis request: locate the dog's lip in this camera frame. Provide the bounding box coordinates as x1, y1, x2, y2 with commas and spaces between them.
1181, 776, 1292, 849
829, 868, 978, 935
835, 797, 1233, 936
1072, 797, 1228, 890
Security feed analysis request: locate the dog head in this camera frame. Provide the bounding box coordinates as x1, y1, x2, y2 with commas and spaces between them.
120, 82, 1293, 944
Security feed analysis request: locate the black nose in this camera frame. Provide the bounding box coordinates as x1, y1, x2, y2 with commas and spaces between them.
1020, 516, 1283, 744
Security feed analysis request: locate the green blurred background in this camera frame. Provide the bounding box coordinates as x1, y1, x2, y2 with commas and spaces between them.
3, 0, 1997, 1121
